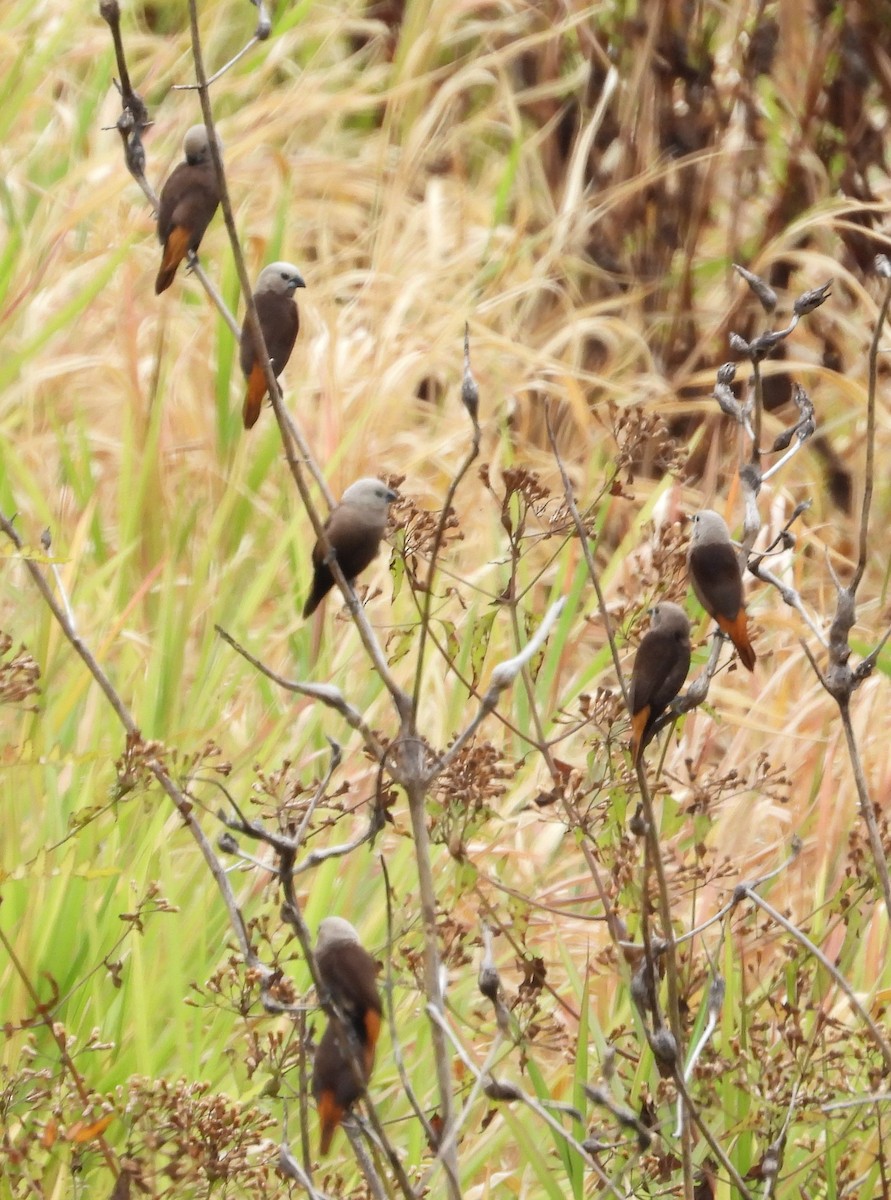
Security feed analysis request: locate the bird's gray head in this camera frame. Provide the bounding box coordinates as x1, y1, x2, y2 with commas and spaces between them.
255, 261, 306, 296
649, 601, 690, 633
183, 124, 221, 165
340, 478, 398, 519
316, 917, 361, 952
690, 508, 731, 547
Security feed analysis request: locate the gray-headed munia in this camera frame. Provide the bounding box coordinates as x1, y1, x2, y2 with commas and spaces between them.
239, 261, 305, 429
311, 917, 382, 1156
687, 509, 756, 671
155, 125, 221, 295
628, 601, 692, 764
303, 478, 397, 618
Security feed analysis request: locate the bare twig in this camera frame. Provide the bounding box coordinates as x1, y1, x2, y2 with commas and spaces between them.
671, 1070, 755, 1200
410, 326, 481, 725
99, 0, 152, 201
175, 0, 272, 92
760, 384, 816, 482
417, 1021, 509, 1196
675, 838, 801, 945
343, 1125, 389, 1200
215, 624, 386, 761
426, 1007, 631, 1200
381, 860, 437, 1146
745, 886, 891, 1071
428, 598, 566, 779
799, 260, 891, 921
402, 770, 461, 1200
188, 260, 240, 337
728, 277, 830, 464
822, 1093, 891, 1111
674, 975, 724, 1137
211, 753, 387, 883
278, 1140, 333, 1199
747, 503, 827, 645
853, 259, 890, 591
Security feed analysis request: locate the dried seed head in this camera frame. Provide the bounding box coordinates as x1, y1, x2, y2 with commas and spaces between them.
461, 323, 480, 424
650, 1027, 678, 1074
733, 263, 777, 312
792, 280, 832, 316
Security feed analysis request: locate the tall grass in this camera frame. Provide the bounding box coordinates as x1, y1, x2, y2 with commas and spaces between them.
2, 1, 891, 1197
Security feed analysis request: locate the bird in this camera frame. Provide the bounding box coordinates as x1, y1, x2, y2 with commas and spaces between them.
154, 125, 221, 295
628, 601, 692, 764
239, 261, 306, 429
312, 917, 383, 1156
687, 509, 756, 671
303, 478, 398, 618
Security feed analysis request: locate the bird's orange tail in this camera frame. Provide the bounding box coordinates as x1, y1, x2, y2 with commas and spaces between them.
317, 1090, 344, 1156
155, 226, 191, 294
242, 362, 267, 429
363, 1008, 382, 1074
629, 706, 650, 765
716, 611, 756, 671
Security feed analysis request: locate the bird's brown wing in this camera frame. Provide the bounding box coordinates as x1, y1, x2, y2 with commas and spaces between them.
157, 164, 220, 251
304, 508, 387, 617
260, 291, 299, 374
238, 312, 255, 380
312, 509, 384, 583
689, 542, 743, 620
650, 633, 691, 717
312, 1021, 368, 1108
239, 293, 299, 427
156, 164, 220, 293
239, 292, 299, 378
629, 627, 691, 759
156, 163, 190, 246
316, 940, 383, 1031
312, 1022, 367, 1155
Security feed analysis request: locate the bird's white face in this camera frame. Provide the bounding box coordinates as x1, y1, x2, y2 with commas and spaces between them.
340, 478, 398, 518
256, 262, 306, 295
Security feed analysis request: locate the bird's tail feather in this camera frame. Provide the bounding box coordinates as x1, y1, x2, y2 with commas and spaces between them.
155, 225, 191, 294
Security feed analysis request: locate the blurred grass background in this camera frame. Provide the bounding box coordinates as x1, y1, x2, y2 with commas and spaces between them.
2, 0, 891, 1196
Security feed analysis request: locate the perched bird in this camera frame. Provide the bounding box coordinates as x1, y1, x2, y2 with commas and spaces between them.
687, 509, 756, 671
303, 478, 398, 618
312, 917, 383, 1156
239, 261, 306, 429
628, 602, 692, 764
154, 125, 221, 294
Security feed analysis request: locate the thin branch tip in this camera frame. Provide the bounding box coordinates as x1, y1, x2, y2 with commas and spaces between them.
489, 596, 566, 691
